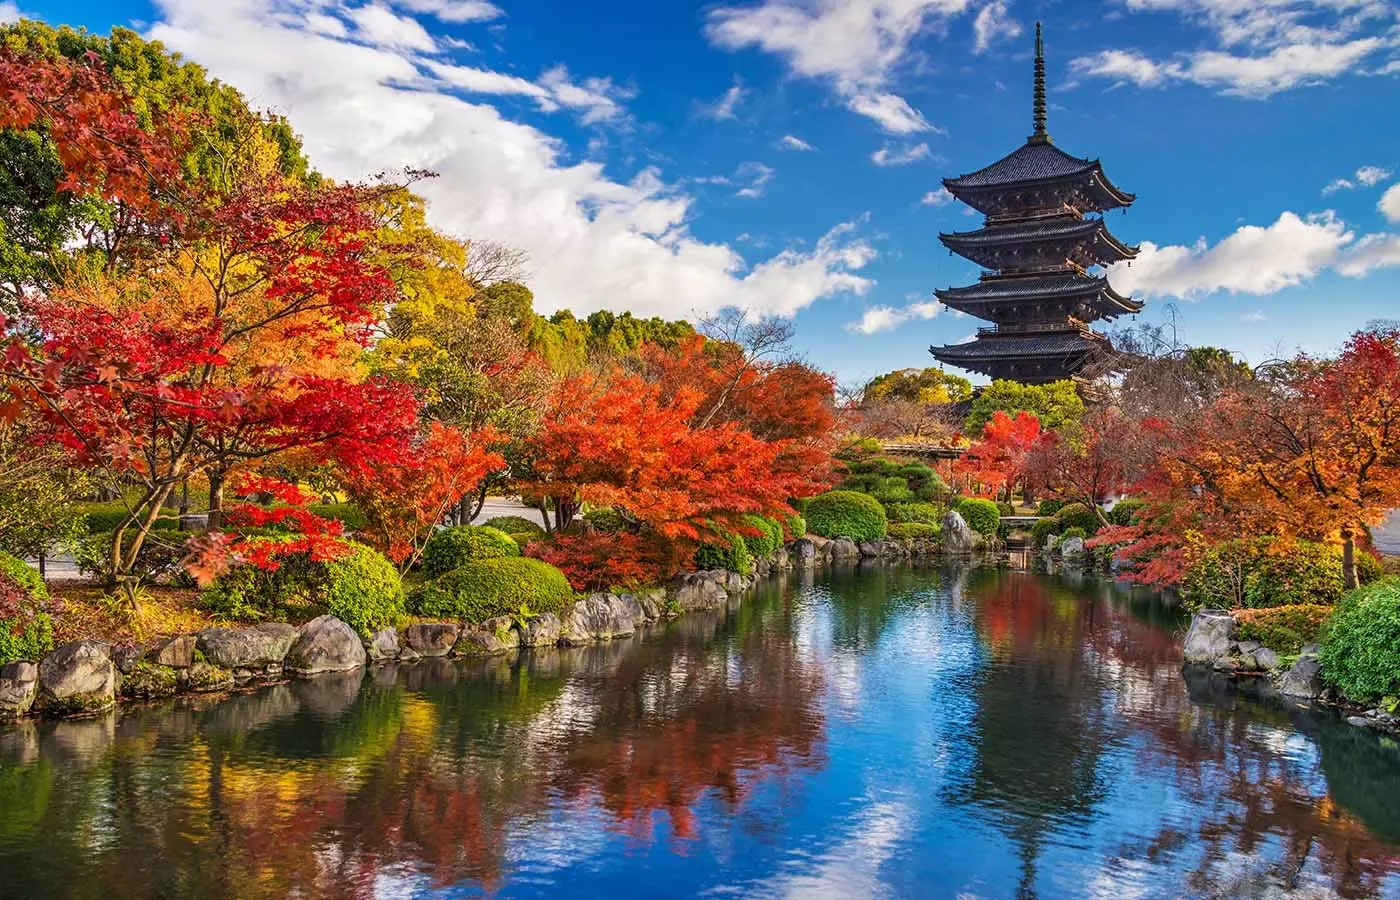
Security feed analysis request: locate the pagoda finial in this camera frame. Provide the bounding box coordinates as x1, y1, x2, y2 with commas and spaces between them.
1030, 22, 1050, 144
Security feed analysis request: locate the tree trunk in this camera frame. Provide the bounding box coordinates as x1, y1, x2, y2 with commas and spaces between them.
207, 468, 226, 530
1341, 527, 1359, 591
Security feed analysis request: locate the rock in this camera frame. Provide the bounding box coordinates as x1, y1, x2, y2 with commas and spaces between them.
1182, 610, 1237, 665
723, 572, 748, 594
828, 538, 860, 561
668, 572, 727, 612
0, 661, 39, 720
121, 661, 179, 698
366, 627, 400, 661
149, 634, 196, 669
1280, 654, 1325, 699
790, 539, 818, 567
111, 644, 143, 674
858, 540, 883, 557
521, 612, 562, 647
196, 623, 297, 670
182, 661, 234, 693
37, 640, 116, 716
1348, 716, 1374, 728
1254, 647, 1281, 671
286, 616, 367, 676
560, 594, 636, 646
453, 617, 520, 656
1059, 536, 1086, 559
622, 590, 664, 624
404, 622, 460, 657
1237, 640, 1261, 654
942, 510, 978, 555
773, 547, 790, 570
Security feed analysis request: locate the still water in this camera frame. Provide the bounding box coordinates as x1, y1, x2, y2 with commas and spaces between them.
3, 566, 1400, 899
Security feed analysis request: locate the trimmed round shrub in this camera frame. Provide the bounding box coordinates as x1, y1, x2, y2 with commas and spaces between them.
410, 557, 575, 623
888, 522, 939, 541
505, 531, 539, 550
1036, 499, 1064, 518
320, 543, 405, 637
1054, 503, 1100, 534
784, 513, 807, 539
1235, 604, 1330, 654
955, 498, 1001, 537
1108, 498, 1147, 526
806, 491, 888, 541
694, 532, 754, 576
742, 515, 783, 558
0, 550, 53, 666
422, 526, 520, 579
582, 507, 626, 534
1030, 517, 1061, 546
868, 477, 916, 504
886, 502, 943, 526
1181, 537, 1347, 610
1321, 578, 1400, 702
483, 515, 546, 538
1061, 526, 1088, 540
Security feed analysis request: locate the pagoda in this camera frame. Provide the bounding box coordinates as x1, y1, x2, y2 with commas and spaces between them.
931, 24, 1140, 384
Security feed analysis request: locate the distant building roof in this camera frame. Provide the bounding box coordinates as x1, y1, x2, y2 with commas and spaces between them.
932, 328, 1106, 361
935, 272, 1142, 313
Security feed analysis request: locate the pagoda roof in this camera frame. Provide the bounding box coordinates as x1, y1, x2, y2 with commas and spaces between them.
935, 272, 1142, 314
939, 216, 1138, 267
943, 140, 1135, 209
932, 328, 1107, 362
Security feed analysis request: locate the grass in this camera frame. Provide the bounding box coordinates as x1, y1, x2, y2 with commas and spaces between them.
48, 582, 212, 646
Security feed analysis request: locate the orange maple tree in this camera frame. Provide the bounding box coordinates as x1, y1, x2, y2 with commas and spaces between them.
955, 410, 1042, 500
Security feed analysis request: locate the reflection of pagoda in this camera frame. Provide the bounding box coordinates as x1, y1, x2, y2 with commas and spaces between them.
931, 24, 1141, 384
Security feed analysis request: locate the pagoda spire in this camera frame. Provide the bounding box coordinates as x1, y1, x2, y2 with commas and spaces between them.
1030, 22, 1050, 144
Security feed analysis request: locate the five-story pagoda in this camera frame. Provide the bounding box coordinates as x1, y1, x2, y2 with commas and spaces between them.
931, 24, 1140, 383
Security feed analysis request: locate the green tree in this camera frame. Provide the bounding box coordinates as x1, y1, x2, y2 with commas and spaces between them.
964, 380, 1084, 435
863, 367, 973, 405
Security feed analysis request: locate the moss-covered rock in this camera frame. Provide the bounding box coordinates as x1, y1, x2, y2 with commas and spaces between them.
121, 661, 180, 699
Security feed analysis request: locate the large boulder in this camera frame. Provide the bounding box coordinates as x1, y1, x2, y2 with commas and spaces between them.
942, 510, 978, 555
828, 538, 860, 562
37, 640, 117, 716
668, 572, 727, 612
182, 661, 234, 693
196, 623, 297, 671
453, 616, 520, 656
366, 627, 400, 662
148, 634, 196, 669
1059, 536, 1087, 560
559, 594, 636, 646
120, 661, 179, 698
404, 622, 460, 657
520, 612, 562, 647
1280, 653, 1325, 699
0, 660, 39, 720
790, 539, 818, 568
1182, 610, 1236, 665
620, 590, 664, 625
286, 616, 367, 676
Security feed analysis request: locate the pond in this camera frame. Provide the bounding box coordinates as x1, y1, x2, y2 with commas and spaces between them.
3, 566, 1400, 899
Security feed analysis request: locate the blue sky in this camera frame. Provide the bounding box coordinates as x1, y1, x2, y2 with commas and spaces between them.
6, 0, 1400, 385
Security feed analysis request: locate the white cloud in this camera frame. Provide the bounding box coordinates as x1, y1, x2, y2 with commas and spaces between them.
779, 134, 815, 151
393, 0, 503, 23
1322, 177, 1355, 195
871, 141, 932, 166
1107, 211, 1354, 298
537, 65, 631, 124
1357, 165, 1391, 186
1380, 183, 1400, 222
700, 81, 748, 120
921, 187, 954, 205
1337, 233, 1400, 276
146, 0, 875, 320
734, 161, 775, 198
845, 299, 944, 334
346, 4, 439, 52
972, 0, 1022, 54
705, 0, 970, 133
0, 2, 22, 24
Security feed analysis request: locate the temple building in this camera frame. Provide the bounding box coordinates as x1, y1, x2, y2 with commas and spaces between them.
931, 24, 1141, 384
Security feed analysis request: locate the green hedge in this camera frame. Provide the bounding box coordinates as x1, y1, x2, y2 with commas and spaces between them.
868, 477, 916, 504
320, 543, 405, 637
1036, 499, 1064, 517
1061, 527, 1087, 541
885, 502, 943, 526
1235, 605, 1331, 654
422, 526, 520, 579
742, 516, 783, 558
1030, 518, 1060, 546
1182, 537, 1349, 610
0, 551, 53, 666
482, 515, 546, 537
888, 522, 939, 541
806, 491, 888, 541
582, 507, 626, 533
695, 532, 754, 576
955, 498, 1001, 537
410, 557, 575, 623
1108, 498, 1147, 526
1322, 578, 1400, 702
1054, 503, 1100, 534
78, 501, 178, 534
784, 512, 807, 539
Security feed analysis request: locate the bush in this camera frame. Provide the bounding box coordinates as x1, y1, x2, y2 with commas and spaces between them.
320, 543, 405, 637
888, 522, 939, 541
1030, 518, 1060, 546
1061, 527, 1088, 540
422, 526, 520, 579
742, 515, 783, 558
482, 515, 546, 538
308, 503, 368, 532
694, 531, 754, 576
1181, 537, 1348, 610
79, 500, 178, 534
955, 498, 1001, 537
410, 557, 575, 623
1108, 498, 1147, 526
867, 477, 916, 504
784, 512, 807, 539
806, 491, 888, 541
75, 527, 195, 586
1054, 503, 1100, 534
1036, 499, 1064, 517
505, 531, 538, 550
1321, 578, 1400, 702
528, 530, 678, 592
0, 551, 53, 666
1234, 605, 1331, 654
582, 507, 626, 534
885, 502, 944, 526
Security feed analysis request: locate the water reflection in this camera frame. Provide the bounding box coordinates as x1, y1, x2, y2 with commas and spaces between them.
1, 567, 1398, 898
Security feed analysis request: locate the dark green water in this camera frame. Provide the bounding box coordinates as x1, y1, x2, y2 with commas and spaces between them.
3, 566, 1400, 899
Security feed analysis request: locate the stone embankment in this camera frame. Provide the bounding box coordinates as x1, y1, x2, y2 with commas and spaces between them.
1180, 609, 1397, 734
2, 534, 944, 722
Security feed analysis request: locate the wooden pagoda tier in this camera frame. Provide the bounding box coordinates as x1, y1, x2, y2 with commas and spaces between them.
929, 22, 1140, 385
